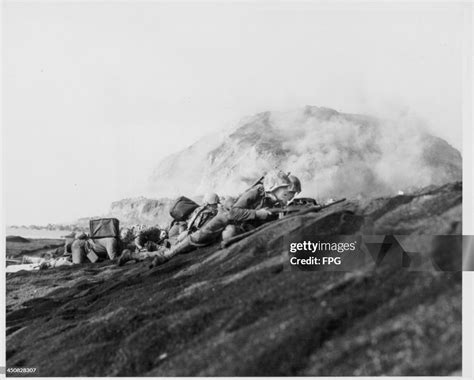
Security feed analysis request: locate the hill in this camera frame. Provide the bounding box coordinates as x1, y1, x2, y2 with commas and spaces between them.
106, 197, 175, 228
67, 106, 462, 229
149, 106, 461, 201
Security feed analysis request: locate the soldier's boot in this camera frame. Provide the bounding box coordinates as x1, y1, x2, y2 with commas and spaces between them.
117, 249, 150, 266
150, 236, 194, 268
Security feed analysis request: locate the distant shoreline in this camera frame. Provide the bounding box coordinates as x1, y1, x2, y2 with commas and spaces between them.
8, 224, 80, 231
6, 227, 73, 240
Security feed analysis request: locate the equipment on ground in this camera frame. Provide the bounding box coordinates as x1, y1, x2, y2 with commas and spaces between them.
86, 247, 100, 263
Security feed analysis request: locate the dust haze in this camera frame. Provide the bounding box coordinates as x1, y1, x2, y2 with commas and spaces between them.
148, 107, 461, 202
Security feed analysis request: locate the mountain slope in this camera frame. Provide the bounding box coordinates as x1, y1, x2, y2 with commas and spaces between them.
106, 197, 175, 228
149, 106, 461, 201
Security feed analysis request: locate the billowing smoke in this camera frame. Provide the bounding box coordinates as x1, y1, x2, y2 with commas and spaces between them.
273, 109, 435, 200
149, 107, 461, 201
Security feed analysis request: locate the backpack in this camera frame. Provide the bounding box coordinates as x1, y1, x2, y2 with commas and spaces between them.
169, 196, 199, 222
187, 205, 218, 233
89, 218, 120, 239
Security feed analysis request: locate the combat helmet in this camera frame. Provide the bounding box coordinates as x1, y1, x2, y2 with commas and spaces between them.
288, 174, 302, 194
203, 192, 220, 205
263, 170, 291, 192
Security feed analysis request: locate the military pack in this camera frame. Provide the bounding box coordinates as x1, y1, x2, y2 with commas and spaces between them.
89, 218, 120, 239
187, 205, 218, 233
169, 196, 199, 221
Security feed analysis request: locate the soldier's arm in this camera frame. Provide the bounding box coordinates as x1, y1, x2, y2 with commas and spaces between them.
228, 207, 257, 222
228, 187, 262, 222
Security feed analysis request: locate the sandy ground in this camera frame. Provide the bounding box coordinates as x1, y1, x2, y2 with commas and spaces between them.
5, 182, 462, 376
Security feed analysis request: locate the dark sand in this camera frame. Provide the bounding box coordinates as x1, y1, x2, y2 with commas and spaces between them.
6, 182, 462, 376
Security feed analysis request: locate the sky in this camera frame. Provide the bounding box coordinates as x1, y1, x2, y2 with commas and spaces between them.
2, 1, 469, 225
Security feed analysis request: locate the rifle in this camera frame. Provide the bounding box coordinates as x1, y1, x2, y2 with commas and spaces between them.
267, 198, 346, 216
220, 198, 346, 249
244, 176, 265, 193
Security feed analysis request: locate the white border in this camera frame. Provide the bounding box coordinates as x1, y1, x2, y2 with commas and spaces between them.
1, 0, 6, 375
1, 1, 472, 380
462, 1, 474, 378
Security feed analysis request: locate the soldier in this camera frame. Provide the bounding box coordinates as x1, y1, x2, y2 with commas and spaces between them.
117, 192, 221, 266
120, 224, 163, 251
135, 226, 163, 250
178, 192, 220, 239
150, 170, 301, 267
87, 236, 121, 261
71, 232, 89, 264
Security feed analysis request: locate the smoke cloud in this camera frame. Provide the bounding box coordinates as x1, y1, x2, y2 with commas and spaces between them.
149, 107, 461, 202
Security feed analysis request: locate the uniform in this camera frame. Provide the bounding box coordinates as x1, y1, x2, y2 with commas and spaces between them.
88, 237, 121, 260
121, 224, 163, 250
187, 184, 279, 247
150, 170, 300, 267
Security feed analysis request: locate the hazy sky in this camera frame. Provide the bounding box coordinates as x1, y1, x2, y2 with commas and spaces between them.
3, 1, 468, 225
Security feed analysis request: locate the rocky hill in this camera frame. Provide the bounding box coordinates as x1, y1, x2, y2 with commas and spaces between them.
6, 181, 462, 376
64, 106, 461, 229
71, 197, 181, 230
106, 197, 176, 228
149, 106, 461, 201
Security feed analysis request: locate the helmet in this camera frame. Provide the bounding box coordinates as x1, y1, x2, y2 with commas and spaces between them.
203, 192, 220, 205
75, 232, 87, 240
288, 175, 302, 193
263, 170, 291, 192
